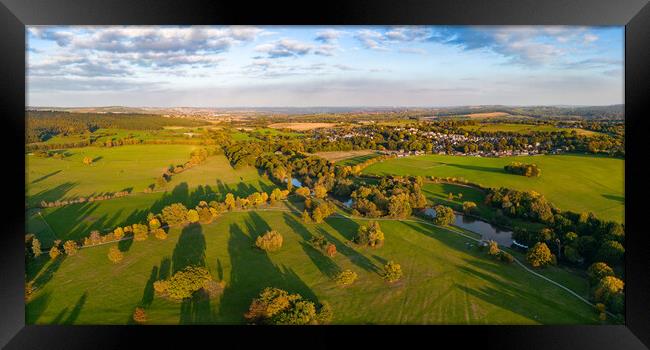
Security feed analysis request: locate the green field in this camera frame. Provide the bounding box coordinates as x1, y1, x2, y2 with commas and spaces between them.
26, 145, 199, 206
26, 209, 599, 325
363, 154, 624, 222
459, 123, 600, 136
27, 155, 276, 246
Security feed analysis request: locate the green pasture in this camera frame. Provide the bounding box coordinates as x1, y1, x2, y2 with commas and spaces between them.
26, 145, 199, 206
26, 209, 601, 325
363, 154, 624, 222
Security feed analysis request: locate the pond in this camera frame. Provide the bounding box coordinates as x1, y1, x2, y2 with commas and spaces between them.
283, 178, 303, 188
423, 208, 514, 247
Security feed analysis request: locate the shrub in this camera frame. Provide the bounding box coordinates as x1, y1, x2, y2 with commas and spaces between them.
594, 276, 624, 304
335, 270, 358, 286
382, 261, 402, 283
499, 251, 514, 264
310, 234, 327, 249
355, 221, 384, 248
148, 218, 161, 230
487, 240, 500, 257
526, 242, 554, 268
153, 228, 168, 240
153, 280, 169, 295
108, 246, 123, 263
132, 307, 147, 323
203, 280, 226, 298
462, 201, 477, 214
325, 243, 337, 257
63, 240, 79, 256
31, 238, 42, 257
255, 230, 283, 252
431, 205, 455, 226
295, 187, 311, 198
49, 246, 61, 259
166, 266, 212, 300
244, 287, 324, 325
161, 203, 189, 226
132, 224, 149, 241
187, 209, 200, 223
587, 262, 615, 285
316, 301, 333, 324
197, 207, 213, 224
113, 227, 124, 240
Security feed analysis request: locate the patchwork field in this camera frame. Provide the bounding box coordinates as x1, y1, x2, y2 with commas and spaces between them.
26, 145, 199, 206
26, 209, 599, 325
363, 154, 624, 223
459, 123, 600, 136
314, 150, 380, 164
268, 122, 337, 131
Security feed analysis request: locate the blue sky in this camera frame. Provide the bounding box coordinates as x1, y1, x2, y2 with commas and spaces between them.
26, 25, 624, 107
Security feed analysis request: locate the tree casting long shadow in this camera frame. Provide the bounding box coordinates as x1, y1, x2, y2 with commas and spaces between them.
217, 214, 318, 324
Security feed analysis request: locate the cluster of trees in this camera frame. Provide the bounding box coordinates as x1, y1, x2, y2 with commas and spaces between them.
24, 236, 79, 261
302, 199, 337, 224
335, 270, 358, 286
513, 211, 624, 269
33, 150, 69, 159
26, 111, 206, 143
587, 262, 624, 315
244, 287, 332, 325
336, 154, 397, 178
39, 190, 130, 208
153, 266, 216, 300
480, 240, 514, 264
309, 233, 337, 257
151, 147, 214, 191
382, 261, 402, 283
255, 230, 284, 252
428, 205, 455, 226
350, 176, 427, 218
485, 188, 555, 224
355, 221, 384, 248
504, 162, 541, 177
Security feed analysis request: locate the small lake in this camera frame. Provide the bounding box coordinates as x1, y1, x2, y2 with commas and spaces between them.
283, 178, 303, 188
423, 208, 513, 247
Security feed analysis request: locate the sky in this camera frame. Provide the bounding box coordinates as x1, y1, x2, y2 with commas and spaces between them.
26, 25, 624, 107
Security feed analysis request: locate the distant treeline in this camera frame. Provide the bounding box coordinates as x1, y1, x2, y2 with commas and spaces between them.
26, 111, 208, 143
432, 105, 624, 120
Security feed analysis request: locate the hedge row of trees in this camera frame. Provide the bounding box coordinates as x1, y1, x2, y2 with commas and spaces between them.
39, 190, 131, 208
504, 162, 541, 177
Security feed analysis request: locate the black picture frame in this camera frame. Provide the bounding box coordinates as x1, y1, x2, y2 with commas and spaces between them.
1, 0, 649, 348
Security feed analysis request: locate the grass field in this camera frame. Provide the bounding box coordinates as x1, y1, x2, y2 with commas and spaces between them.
363, 154, 624, 223
459, 123, 600, 136
26, 209, 600, 325
26, 145, 200, 206
27, 156, 276, 245
314, 150, 380, 164
268, 122, 336, 131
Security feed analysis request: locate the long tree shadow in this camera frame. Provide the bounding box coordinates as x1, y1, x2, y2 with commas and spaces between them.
172, 223, 209, 324
140, 266, 158, 307
172, 223, 206, 274
217, 219, 318, 324
321, 217, 380, 274
455, 264, 595, 324
31, 255, 66, 291
282, 212, 341, 278
25, 292, 51, 324
61, 291, 88, 325
29, 170, 62, 184
27, 182, 77, 207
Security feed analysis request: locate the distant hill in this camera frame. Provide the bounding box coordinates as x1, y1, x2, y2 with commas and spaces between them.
26, 104, 624, 120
